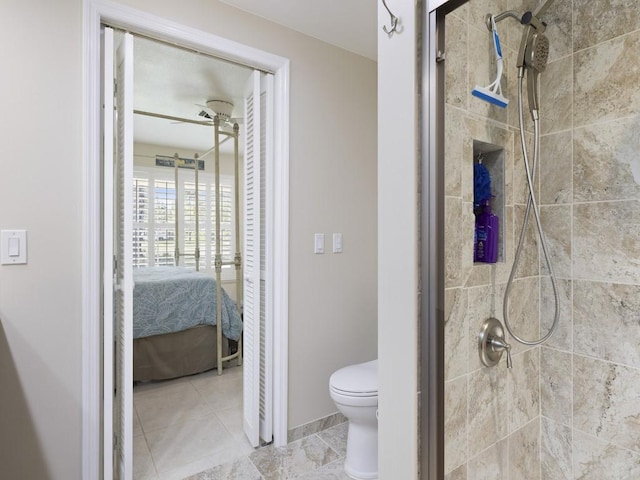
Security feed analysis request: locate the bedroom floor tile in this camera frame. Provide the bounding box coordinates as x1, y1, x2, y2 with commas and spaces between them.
133, 368, 349, 480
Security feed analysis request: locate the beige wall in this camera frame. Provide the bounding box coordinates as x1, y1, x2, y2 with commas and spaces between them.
0, 0, 377, 477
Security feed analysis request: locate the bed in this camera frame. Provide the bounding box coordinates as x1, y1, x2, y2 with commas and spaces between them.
132, 267, 243, 382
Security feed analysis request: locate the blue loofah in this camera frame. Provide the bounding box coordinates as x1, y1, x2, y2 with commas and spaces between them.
474, 163, 492, 209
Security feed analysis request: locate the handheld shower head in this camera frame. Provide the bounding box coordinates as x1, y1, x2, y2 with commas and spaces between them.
526, 32, 550, 72
517, 18, 550, 117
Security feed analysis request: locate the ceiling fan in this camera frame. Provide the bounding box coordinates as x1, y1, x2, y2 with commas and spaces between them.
196, 100, 244, 128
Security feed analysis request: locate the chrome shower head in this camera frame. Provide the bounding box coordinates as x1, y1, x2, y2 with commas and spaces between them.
526, 32, 550, 72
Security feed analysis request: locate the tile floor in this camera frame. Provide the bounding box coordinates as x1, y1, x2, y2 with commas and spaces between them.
133, 365, 350, 480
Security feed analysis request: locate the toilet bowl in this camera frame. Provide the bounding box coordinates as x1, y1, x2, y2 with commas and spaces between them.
329, 359, 378, 480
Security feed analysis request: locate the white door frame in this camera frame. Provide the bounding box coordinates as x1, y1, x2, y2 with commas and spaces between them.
82, 1, 290, 477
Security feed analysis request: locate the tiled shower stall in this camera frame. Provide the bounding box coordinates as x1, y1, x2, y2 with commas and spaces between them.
443, 1, 640, 478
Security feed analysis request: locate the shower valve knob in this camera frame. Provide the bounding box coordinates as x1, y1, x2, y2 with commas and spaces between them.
479, 317, 513, 368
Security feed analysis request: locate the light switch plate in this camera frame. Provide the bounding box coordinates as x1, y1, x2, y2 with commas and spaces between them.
1, 230, 27, 265
332, 233, 343, 253
314, 233, 325, 254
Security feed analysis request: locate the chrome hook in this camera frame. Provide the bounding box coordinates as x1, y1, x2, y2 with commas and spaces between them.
381, 0, 399, 36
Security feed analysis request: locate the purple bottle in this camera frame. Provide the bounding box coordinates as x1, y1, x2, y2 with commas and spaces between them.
474, 200, 499, 263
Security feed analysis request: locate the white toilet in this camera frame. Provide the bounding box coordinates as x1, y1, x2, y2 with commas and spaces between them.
329, 359, 378, 480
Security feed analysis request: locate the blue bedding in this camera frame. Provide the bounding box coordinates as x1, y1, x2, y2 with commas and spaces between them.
133, 267, 242, 341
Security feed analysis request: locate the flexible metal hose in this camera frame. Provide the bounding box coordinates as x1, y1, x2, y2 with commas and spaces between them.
502, 70, 560, 345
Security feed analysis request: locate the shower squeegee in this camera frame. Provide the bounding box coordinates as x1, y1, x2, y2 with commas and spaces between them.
472, 16, 509, 109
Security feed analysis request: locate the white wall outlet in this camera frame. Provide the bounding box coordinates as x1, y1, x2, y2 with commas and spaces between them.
332, 233, 343, 253
314, 233, 325, 254
1, 230, 28, 265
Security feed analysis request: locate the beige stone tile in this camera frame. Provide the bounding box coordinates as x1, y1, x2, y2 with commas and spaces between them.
492, 206, 515, 285
540, 56, 573, 135
249, 435, 340, 480
573, 0, 640, 52
573, 201, 640, 283
541, 417, 572, 480
445, 105, 466, 198
540, 278, 572, 352
574, 280, 640, 368
293, 459, 352, 479
135, 381, 216, 433
445, 377, 468, 473
182, 457, 262, 480
509, 418, 541, 480
540, 205, 571, 279
508, 348, 540, 432
317, 423, 348, 458
540, 131, 572, 205
445, 15, 469, 110
574, 31, 640, 127
445, 197, 475, 288
540, 347, 572, 425
512, 130, 537, 205
513, 204, 541, 279
469, 0, 508, 39
445, 463, 467, 480
146, 416, 240, 474
468, 366, 508, 457
134, 434, 158, 480
574, 355, 640, 453
445, 288, 470, 380
574, 117, 640, 202
468, 439, 509, 480
573, 430, 640, 480
503, 277, 539, 355
542, 0, 572, 62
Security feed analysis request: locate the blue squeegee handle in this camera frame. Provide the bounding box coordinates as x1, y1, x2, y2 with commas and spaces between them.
493, 28, 502, 59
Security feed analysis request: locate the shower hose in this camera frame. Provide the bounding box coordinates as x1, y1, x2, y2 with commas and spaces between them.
502, 70, 560, 346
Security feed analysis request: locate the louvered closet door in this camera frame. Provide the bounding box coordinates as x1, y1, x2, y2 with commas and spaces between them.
113, 31, 134, 480
259, 73, 274, 444
243, 69, 262, 448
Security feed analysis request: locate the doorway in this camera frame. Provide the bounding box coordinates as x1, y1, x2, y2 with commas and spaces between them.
82, 2, 290, 478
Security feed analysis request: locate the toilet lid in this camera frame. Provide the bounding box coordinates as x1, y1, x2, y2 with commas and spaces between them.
330, 359, 378, 396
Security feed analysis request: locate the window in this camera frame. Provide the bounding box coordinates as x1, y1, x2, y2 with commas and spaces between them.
132, 166, 236, 279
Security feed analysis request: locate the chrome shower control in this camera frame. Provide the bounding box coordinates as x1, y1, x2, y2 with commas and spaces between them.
479, 318, 513, 368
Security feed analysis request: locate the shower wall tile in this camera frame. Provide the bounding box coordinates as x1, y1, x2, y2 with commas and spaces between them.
540, 278, 572, 352
540, 57, 573, 135
574, 280, 640, 368
573, 0, 640, 52
573, 117, 640, 202
573, 201, 640, 283
448, 2, 469, 23
445, 15, 469, 110
504, 277, 539, 356
493, 206, 515, 285
540, 347, 572, 425
540, 131, 572, 205
445, 377, 468, 474
446, 463, 467, 480
508, 348, 540, 432
543, 0, 572, 62
468, 439, 509, 480
468, 0, 508, 47
574, 31, 640, 127
539, 205, 572, 279
468, 366, 508, 457
573, 355, 640, 454
512, 130, 537, 205
573, 430, 640, 480
445, 106, 466, 197
509, 418, 541, 480
541, 417, 572, 480
445, 288, 469, 380
512, 204, 539, 279
445, 196, 465, 288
